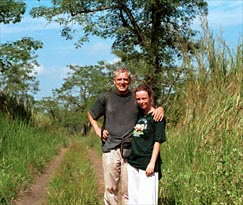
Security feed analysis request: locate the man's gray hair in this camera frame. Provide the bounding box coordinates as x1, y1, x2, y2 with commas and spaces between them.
113, 67, 131, 80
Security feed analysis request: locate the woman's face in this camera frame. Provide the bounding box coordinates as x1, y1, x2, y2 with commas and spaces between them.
135, 90, 152, 111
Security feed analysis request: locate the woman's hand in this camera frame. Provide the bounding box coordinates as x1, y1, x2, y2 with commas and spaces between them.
145, 162, 155, 176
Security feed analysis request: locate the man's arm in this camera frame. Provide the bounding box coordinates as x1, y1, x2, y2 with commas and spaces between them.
87, 111, 102, 138
152, 106, 164, 121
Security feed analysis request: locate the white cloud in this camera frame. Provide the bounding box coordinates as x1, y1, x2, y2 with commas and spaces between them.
35, 64, 70, 80
86, 41, 111, 54
1, 16, 60, 35
192, 0, 243, 35
34, 64, 72, 99
207, 0, 243, 28
208, 0, 242, 8
108, 57, 121, 64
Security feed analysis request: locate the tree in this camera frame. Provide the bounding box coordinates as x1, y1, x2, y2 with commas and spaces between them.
0, 0, 43, 97
0, 0, 43, 120
33, 63, 115, 134
0, 38, 43, 96
53, 63, 114, 124
30, 0, 208, 104
0, 0, 26, 24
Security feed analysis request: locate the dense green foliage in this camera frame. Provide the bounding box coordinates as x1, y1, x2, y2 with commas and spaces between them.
0, 0, 43, 123
0, 92, 32, 121
0, 116, 68, 204
0, 0, 26, 24
1, 0, 42, 98
0, 38, 43, 96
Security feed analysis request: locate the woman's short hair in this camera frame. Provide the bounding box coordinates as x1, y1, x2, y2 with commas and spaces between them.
134, 84, 153, 98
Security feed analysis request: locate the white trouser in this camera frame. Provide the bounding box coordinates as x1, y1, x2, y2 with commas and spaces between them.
127, 163, 158, 205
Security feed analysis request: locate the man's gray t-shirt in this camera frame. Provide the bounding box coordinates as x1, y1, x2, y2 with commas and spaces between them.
89, 90, 139, 152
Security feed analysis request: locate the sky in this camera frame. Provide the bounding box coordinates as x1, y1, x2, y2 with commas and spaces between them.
1, 0, 243, 100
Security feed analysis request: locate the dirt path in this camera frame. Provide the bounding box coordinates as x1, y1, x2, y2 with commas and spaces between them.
87, 148, 104, 201
13, 148, 68, 205
12, 146, 104, 205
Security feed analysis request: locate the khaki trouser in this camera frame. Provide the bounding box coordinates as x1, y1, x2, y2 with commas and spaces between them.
102, 148, 128, 205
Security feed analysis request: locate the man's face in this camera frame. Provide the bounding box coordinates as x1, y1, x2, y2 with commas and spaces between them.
113, 71, 131, 94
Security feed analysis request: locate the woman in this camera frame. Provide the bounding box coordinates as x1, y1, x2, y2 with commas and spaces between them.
127, 84, 166, 205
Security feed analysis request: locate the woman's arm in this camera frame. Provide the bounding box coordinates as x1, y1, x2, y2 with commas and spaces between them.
145, 142, 161, 176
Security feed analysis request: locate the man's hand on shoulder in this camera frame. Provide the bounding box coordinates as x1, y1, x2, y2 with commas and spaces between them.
152, 106, 164, 121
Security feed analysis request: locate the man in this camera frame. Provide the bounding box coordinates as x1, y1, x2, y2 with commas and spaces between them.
87, 67, 164, 205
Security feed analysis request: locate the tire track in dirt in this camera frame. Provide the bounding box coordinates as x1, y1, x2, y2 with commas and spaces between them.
13, 146, 105, 205
13, 147, 68, 205
87, 148, 104, 202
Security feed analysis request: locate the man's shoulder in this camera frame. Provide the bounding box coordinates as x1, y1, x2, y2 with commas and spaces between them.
97, 90, 114, 105
100, 90, 135, 105
100, 90, 114, 99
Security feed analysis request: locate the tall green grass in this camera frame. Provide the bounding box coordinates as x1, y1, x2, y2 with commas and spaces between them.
44, 142, 101, 205
0, 115, 68, 205
159, 28, 243, 204
82, 129, 103, 155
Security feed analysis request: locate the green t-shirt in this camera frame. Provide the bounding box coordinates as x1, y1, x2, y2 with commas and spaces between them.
128, 113, 166, 173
